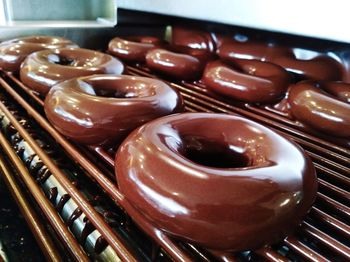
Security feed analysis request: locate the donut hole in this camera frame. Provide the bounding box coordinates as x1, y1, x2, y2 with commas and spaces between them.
181, 136, 250, 168
82, 77, 156, 98
47, 54, 75, 66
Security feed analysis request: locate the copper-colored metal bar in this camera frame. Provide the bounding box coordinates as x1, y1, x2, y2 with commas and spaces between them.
4, 72, 45, 107
310, 207, 350, 239
0, 154, 62, 262
302, 221, 350, 260
256, 247, 289, 262
90, 146, 115, 168
0, 77, 194, 261
0, 101, 136, 262
318, 179, 350, 202
0, 132, 88, 262
313, 162, 350, 187
284, 236, 329, 262
316, 193, 350, 220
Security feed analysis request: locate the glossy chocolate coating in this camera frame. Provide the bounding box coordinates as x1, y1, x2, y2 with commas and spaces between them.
108, 36, 165, 63
172, 27, 216, 52
145, 48, 202, 80
20, 48, 124, 95
322, 82, 350, 103
288, 81, 350, 138
273, 54, 343, 81
115, 113, 317, 251
218, 40, 343, 81
0, 36, 78, 72
44, 75, 184, 146
202, 59, 290, 103
217, 40, 289, 61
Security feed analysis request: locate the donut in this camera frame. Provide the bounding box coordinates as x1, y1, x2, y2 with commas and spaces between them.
44, 75, 184, 146
172, 27, 216, 52
218, 40, 343, 81
288, 81, 350, 138
115, 113, 317, 251
272, 53, 343, 81
108, 36, 165, 63
0, 36, 77, 72
217, 39, 289, 61
20, 48, 124, 95
202, 59, 290, 103
145, 45, 213, 80
319, 81, 350, 103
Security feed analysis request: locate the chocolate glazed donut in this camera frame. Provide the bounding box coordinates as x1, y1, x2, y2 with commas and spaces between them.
108, 36, 165, 63
20, 48, 124, 95
44, 75, 184, 146
115, 113, 317, 251
172, 27, 217, 52
218, 40, 343, 81
202, 59, 291, 103
145, 45, 214, 80
288, 81, 350, 138
0, 36, 78, 72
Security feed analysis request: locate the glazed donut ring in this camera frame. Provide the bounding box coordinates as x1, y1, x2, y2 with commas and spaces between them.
202, 59, 290, 103
20, 48, 124, 95
145, 46, 207, 80
288, 81, 350, 138
320, 81, 350, 103
44, 75, 184, 146
0, 36, 77, 72
218, 40, 343, 81
108, 36, 165, 63
172, 27, 216, 52
272, 54, 343, 81
115, 113, 317, 251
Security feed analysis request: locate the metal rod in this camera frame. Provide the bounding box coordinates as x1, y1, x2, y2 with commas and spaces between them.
0, 154, 62, 262
0, 132, 88, 262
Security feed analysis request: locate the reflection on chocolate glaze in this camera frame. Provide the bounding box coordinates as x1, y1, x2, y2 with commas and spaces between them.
288, 81, 350, 138
0, 36, 78, 72
108, 36, 165, 63
172, 27, 217, 52
202, 59, 290, 103
20, 48, 124, 95
116, 113, 317, 251
145, 48, 203, 80
44, 75, 184, 146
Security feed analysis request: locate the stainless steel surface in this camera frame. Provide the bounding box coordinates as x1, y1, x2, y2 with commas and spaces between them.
0, 0, 117, 28
119, 0, 350, 43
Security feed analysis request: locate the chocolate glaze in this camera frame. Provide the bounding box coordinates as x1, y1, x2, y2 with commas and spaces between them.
94, 236, 108, 254
56, 194, 70, 213
172, 27, 217, 52
108, 36, 165, 63
322, 82, 350, 103
202, 59, 290, 103
115, 113, 317, 251
145, 48, 203, 80
48, 187, 58, 203
218, 40, 343, 81
67, 208, 83, 228
0, 35, 78, 72
44, 75, 184, 146
80, 218, 94, 243
20, 48, 124, 95
288, 81, 350, 138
